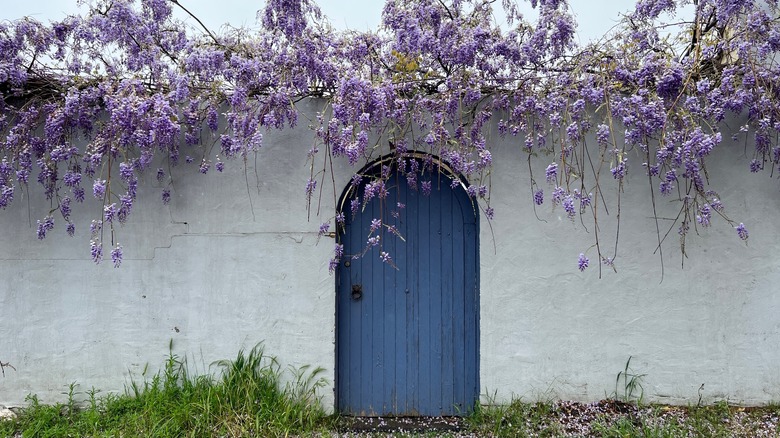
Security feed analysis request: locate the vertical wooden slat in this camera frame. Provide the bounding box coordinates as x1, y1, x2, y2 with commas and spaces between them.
406, 185, 418, 414
395, 178, 409, 414
370, 197, 384, 414
440, 181, 455, 414
463, 222, 479, 412
417, 176, 432, 414
382, 195, 397, 414
451, 195, 467, 413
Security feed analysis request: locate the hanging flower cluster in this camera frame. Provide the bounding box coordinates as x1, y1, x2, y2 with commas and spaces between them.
0, 0, 774, 273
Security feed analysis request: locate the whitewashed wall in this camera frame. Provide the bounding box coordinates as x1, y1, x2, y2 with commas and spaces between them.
1, 100, 779, 409
0, 99, 342, 409
481, 113, 780, 405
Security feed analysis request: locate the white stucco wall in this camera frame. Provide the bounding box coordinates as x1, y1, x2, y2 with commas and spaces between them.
1, 101, 779, 409
480, 115, 780, 405
0, 99, 342, 409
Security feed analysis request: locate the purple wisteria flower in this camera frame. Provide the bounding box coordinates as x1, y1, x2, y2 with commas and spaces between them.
60, 197, 71, 219
104, 203, 118, 223
318, 222, 330, 236
421, 181, 432, 196
111, 244, 123, 268
736, 223, 749, 240
546, 162, 558, 184
93, 180, 106, 199
90, 240, 103, 264
596, 124, 610, 145
696, 204, 712, 227
533, 189, 544, 205
562, 195, 576, 219
305, 179, 317, 199
36, 216, 54, 240
578, 253, 589, 272
611, 158, 627, 180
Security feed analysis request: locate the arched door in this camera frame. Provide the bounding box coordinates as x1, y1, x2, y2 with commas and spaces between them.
336, 157, 479, 416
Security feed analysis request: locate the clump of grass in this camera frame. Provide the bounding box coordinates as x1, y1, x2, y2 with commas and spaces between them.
466, 392, 563, 437
0, 344, 331, 437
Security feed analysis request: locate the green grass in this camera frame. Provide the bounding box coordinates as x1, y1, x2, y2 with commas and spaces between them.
0, 344, 332, 437
4, 355, 780, 437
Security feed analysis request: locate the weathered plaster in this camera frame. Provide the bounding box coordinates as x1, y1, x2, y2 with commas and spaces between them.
1, 103, 779, 409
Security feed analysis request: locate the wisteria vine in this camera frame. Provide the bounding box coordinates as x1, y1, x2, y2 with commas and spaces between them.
1, 0, 775, 273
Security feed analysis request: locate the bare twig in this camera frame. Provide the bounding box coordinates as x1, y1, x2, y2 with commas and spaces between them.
170, 0, 221, 46
0, 360, 16, 377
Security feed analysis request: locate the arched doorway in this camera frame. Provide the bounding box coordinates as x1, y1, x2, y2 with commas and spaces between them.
336, 154, 479, 416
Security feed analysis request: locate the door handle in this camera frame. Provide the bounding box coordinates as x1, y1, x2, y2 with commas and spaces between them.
351, 284, 363, 301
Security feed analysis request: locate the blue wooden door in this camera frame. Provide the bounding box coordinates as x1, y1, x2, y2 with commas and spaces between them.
336, 159, 479, 416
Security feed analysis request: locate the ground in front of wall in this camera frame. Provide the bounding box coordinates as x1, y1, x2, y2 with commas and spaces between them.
327, 399, 780, 437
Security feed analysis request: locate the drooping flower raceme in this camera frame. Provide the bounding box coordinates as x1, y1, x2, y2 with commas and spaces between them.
0, 0, 765, 272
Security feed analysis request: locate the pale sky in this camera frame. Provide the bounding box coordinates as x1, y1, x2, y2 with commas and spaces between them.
3, 0, 646, 43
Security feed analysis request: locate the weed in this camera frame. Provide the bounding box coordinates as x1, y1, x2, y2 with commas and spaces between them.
613, 356, 646, 404
466, 391, 562, 437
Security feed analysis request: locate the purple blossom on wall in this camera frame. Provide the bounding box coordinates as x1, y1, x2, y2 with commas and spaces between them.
104, 203, 118, 223
562, 195, 576, 219
546, 162, 558, 184
60, 197, 71, 220
696, 204, 712, 227
611, 158, 627, 180
305, 178, 316, 199
578, 253, 589, 272
93, 180, 106, 199
318, 222, 330, 236
36, 216, 54, 239
533, 189, 544, 205
90, 239, 103, 264
736, 223, 749, 240
596, 124, 610, 145
111, 244, 123, 268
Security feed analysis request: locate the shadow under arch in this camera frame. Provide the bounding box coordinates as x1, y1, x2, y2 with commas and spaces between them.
335, 151, 479, 236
